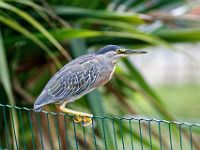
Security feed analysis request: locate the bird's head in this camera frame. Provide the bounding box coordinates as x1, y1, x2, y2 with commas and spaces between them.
96, 45, 147, 63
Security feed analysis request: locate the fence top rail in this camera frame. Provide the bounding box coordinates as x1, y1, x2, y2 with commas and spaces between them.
1, 103, 200, 127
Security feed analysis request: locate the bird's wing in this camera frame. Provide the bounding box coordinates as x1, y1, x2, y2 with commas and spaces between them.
47, 59, 100, 100
43, 54, 93, 90
34, 59, 99, 110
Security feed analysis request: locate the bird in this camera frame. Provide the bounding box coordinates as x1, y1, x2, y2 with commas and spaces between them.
34, 45, 147, 126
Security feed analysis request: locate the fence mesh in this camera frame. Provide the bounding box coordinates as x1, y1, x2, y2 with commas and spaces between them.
0, 104, 200, 150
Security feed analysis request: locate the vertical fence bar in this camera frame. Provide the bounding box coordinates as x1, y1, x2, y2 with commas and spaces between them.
168, 123, 173, 150
64, 115, 70, 150
19, 109, 26, 150
129, 119, 134, 150
101, 118, 108, 150
189, 126, 193, 150
10, 107, 19, 150
72, 119, 79, 150
179, 124, 183, 150
139, 120, 143, 150
92, 118, 97, 150
3, 106, 10, 150
148, 120, 152, 150
112, 119, 118, 150
119, 119, 125, 150
81, 117, 86, 148
46, 113, 53, 150
158, 121, 162, 150
28, 111, 36, 150
36, 113, 44, 150
54, 114, 61, 150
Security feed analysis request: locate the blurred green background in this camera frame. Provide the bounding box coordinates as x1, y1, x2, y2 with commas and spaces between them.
0, 0, 200, 149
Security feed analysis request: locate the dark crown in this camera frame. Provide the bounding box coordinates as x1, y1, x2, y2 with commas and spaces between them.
96, 45, 121, 54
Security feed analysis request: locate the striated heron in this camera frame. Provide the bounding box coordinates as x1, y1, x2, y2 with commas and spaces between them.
34, 45, 147, 126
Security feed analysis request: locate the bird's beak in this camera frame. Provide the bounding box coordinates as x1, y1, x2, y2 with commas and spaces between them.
124, 49, 147, 55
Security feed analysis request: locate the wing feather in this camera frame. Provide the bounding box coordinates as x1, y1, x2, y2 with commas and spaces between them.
34, 59, 100, 109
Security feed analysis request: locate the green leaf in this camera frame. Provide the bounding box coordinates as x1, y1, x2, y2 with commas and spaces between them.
0, 27, 19, 150
5, 28, 171, 48
9, 0, 54, 26
156, 28, 200, 42
48, 28, 173, 48
0, 24, 14, 108
53, 6, 144, 24
0, 1, 71, 60
0, 15, 61, 68
101, 31, 171, 48
77, 18, 137, 31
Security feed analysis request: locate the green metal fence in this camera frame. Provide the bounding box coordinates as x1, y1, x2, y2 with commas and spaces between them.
0, 104, 200, 150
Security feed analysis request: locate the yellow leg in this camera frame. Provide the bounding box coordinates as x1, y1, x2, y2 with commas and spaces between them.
60, 101, 93, 126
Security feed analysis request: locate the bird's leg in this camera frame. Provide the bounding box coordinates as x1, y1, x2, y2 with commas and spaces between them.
60, 101, 93, 126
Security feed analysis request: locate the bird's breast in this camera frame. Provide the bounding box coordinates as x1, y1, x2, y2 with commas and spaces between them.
91, 63, 115, 88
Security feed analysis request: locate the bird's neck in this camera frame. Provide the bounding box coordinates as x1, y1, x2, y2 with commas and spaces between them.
96, 54, 118, 67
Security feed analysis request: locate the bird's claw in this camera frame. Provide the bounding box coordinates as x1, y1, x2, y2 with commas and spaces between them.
73, 115, 93, 126
73, 115, 83, 122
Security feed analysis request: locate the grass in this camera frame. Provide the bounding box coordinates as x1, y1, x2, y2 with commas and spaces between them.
157, 84, 200, 120
134, 83, 200, 120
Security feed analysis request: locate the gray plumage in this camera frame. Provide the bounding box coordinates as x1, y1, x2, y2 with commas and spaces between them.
34, 45, 146, 111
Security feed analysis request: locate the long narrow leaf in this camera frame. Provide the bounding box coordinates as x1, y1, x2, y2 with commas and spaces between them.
50, 29, 172, 47
0, 27, 19, 150
0, 1, 71, 60
5, 28, 172, 48
53, 6, 144, 24
77, 18, 137, 31
156, 28, 200, 42
9, 0, 55, 26
0, 15, 61, 68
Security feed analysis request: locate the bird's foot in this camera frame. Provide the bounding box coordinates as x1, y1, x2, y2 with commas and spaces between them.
73, 114, 93, 126
60, 102, 93, 126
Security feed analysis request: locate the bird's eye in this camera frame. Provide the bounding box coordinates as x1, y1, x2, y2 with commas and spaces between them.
116, 48, 125, 54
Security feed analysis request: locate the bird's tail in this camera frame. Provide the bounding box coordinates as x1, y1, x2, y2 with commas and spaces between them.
34, 91, 51, 112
